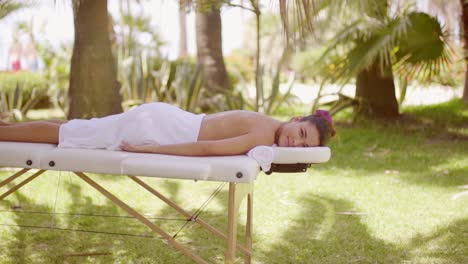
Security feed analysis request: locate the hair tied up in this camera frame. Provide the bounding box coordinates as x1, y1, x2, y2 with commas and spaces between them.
315, 109, 336, 137
315, 109, 333, 125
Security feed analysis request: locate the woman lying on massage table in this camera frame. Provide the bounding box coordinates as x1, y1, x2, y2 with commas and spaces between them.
0, 102, 335, 156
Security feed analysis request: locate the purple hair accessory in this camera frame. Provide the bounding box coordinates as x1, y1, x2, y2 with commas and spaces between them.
315, 109, 333, 124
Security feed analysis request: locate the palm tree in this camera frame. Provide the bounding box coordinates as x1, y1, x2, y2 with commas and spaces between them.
68, 0, 123, 118
460, 0, 468, 103
195, 0, 232, 111
179, 0, 188, 58
312, 0, 449, 118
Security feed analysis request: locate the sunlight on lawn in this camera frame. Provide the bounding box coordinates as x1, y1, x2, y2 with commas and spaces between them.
1, 100, 467, 264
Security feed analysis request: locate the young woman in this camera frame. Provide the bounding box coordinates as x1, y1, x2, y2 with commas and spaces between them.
0, 102, 335, 156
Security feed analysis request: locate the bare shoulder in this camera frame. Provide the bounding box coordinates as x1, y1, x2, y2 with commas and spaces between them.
248, 122, 277, 145
199, 110, 277, 142
200, 113, 278, 155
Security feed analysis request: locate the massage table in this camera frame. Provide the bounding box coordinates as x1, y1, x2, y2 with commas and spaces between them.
0, 142, 330, 264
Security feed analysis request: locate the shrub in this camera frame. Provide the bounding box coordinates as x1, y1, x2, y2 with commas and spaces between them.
0, 71, 47, 121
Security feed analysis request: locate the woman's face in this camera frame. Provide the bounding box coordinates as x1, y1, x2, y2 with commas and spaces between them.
276, 118, 320, 147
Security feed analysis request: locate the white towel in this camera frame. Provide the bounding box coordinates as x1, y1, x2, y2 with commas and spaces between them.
58, 102, 205, 151
247, 145, 275, 172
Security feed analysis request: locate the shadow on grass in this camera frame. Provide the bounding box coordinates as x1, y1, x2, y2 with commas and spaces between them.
321, 99, 468, 187
152, 183, 253, 263
403, 99, 468, 130
0, 173, 248, 264
3, 173, 464, 263
406, 217, 468, 264
257, 194, 406, 264
258, 193, 467, 264
321, 116, 468, 187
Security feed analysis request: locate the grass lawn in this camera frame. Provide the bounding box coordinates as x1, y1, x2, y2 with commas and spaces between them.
0, 100, 467, 264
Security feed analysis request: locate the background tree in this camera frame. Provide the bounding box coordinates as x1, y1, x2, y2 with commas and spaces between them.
195, 0, 232, 111
68, 0, 123, 118
179, 0, 188, 58
313, 0, 449, 119
461, 0, 468, 103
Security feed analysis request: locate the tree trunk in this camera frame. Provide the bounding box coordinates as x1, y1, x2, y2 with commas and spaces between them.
461, 0, 468, 104
178, 0, 188, 58
195, 3, 232, 111
68, 0, 123, 119
356, 60, 399, 119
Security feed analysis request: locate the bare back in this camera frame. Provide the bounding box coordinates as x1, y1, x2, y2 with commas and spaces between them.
197, 110, 280, 144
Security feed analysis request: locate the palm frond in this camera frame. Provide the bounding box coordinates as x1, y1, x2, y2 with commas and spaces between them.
313, 19, 364, 69
0, 0, 33, 20
272, 0, 392, 47
344, 14, 414, 74
314, 11, 425, 83
349, 0, 388, 19
392, 11, 451, 82
395, 12, 445, 63
317, 0, 388, 22
277, 0, 316, 44
394, 43, 452, 83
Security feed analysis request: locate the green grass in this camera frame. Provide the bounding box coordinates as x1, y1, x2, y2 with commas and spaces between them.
0, 100, 467, 263
403, 99, 468, 138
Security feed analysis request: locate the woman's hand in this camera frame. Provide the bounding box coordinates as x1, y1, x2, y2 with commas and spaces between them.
119, 141, 160, 153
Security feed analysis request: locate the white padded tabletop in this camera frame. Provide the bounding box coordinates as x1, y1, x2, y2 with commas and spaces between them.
0, 142, 331, 183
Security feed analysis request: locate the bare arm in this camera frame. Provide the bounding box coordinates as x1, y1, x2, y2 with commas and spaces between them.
120, 132, 268, 156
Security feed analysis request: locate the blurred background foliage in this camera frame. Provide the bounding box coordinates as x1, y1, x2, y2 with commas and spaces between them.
0, 0, 466, 121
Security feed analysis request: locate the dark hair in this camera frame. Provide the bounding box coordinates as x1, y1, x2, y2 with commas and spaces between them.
300, 115, 336, 146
